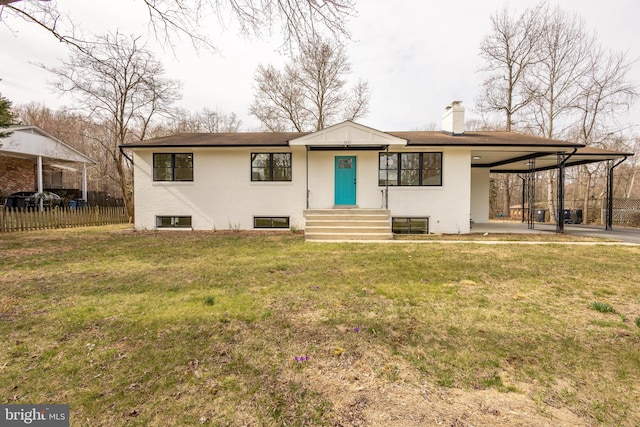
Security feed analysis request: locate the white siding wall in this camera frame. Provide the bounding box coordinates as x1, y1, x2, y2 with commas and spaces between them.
384, 148, 471, 234
133, 146, 475, 234
306, 148, 472, 234
307, 151, 383, 209
470, 168, 490, 224
133, 147, 307, 230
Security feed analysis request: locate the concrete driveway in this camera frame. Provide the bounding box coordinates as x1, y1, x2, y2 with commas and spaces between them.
471, 221, 640, 244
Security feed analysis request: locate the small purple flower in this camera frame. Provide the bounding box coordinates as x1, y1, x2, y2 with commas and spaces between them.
305, 356, 310, 361
295, 356, 300, 362
353, 326, 360, 333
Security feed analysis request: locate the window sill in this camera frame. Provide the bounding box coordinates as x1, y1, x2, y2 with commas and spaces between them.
153, 181, 194, 185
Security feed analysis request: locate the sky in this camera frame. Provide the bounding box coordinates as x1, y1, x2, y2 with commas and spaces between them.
1, 0, 639, 132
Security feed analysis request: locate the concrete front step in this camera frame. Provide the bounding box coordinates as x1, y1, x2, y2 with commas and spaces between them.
305, 220, 391, 227
304, 232, 393, 241
304, 208, 393, 241
305, 216, 389, 222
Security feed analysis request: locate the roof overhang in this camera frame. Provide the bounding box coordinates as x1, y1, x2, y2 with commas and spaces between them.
121, 123, 632, 173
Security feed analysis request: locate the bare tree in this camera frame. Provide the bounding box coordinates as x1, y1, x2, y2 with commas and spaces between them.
151, 107, 242, 135
0, 0, 355, 52
525, 7, 596, 140
198, 108, 242, 133
42, 33, 182, 219
250, 37, 370, 132
478, 1, 638, 224
570, 48, 638, 219
476, 3, 545, 131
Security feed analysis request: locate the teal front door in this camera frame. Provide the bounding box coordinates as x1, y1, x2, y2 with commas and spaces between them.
334, 156, 357, 205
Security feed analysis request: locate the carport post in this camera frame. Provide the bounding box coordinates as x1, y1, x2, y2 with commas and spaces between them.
519, 175, 525, 223
37, 155, 44, 211
557, 159, 565, 233
606, 157, 628, 230
82, 163, 88, 202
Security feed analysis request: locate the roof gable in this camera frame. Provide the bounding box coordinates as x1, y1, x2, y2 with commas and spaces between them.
289, 121, 407, 148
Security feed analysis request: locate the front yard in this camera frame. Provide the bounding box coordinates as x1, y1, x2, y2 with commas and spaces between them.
1, 226, 639, 426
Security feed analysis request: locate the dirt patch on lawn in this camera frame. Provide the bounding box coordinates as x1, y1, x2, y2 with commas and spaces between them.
296, 352, 588, 426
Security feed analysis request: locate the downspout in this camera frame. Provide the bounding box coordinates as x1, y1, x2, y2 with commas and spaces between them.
556, 148, 577, 233
606, 156, 628, 231
119, 145, 134, 164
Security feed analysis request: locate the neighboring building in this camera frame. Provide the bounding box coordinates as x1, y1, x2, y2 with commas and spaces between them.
0, 125, 96, 199
123, 102, 631, 238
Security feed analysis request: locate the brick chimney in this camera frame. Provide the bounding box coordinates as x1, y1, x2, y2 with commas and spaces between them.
442, 101, 465, 135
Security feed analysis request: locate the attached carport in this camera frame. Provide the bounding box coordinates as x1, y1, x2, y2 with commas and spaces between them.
470, 142, 633, 232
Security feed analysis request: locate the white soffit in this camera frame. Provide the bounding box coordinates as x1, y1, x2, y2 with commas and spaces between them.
289, 121, 407, 148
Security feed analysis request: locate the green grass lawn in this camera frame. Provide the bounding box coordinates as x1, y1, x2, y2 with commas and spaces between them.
1, 226, 639, 426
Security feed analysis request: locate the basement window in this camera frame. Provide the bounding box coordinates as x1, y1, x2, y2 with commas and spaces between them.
156, 216, 192, 228
254, 216, 290, 229
392, 217, 429, 234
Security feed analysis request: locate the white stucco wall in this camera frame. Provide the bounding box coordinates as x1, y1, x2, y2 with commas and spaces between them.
133, 147, 308, 230
470, 168, 490, 224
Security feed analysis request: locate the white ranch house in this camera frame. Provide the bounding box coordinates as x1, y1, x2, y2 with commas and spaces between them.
123, 102, 631, 239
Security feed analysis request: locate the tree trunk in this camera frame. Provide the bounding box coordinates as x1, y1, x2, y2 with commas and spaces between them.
547, 170, 556, 223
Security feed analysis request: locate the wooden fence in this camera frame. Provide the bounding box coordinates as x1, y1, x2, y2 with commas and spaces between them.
0, 206, 129, 232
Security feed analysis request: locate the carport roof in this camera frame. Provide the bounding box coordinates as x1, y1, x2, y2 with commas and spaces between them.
0, 125, 96, 165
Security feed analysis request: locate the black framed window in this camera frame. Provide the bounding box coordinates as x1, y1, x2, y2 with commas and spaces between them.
153, 153, 193, 181
379, 152, 442, 186
251, 153, 292, 181
254, 217, 290, 228
392, 217, 429, 234
156, 216, 192, 228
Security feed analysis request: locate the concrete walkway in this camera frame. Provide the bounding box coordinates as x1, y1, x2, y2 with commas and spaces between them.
308, 222, 640, 245
471, 221, 640, 244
